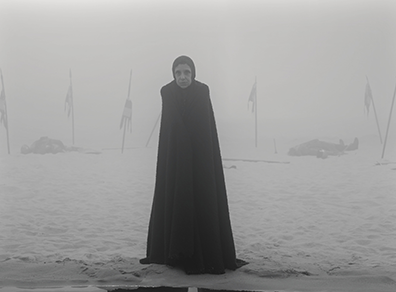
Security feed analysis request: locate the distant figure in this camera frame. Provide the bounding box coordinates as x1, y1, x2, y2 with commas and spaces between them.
21, 136, 67, 154
140, 56, 247, 274
21, 136, 101, 155
288, 138, 359, 158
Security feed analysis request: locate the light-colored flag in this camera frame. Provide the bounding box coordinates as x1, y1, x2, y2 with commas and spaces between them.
248, 81, 257, 113
64, 85, 73, 117
364, 81, 372, 116
0, 83, 7, 129
120, 99, 132, 131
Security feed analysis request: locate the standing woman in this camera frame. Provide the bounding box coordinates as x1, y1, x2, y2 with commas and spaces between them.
140, 56, 246, 274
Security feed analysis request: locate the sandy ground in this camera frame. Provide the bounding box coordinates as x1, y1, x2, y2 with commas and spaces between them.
1, 134, 396, 292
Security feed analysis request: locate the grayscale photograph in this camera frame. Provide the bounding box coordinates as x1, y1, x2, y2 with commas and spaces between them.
0, 0, 395, 291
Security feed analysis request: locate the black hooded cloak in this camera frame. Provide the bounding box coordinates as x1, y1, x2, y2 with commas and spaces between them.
140, 56, 245, 274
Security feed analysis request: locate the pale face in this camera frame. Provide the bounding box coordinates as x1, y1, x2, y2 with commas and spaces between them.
174, 64, 192, 88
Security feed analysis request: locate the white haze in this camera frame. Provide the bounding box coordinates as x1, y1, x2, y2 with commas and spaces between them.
0, 0, 395, 154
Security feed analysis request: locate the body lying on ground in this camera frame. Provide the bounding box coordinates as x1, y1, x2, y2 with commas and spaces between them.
288, 137, 359, 158
21, 136, 100, 154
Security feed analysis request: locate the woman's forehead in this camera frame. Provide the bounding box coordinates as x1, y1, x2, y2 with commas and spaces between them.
174, 63, 192, 72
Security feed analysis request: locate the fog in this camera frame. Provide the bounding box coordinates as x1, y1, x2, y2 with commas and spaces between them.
1, 0, 396, 153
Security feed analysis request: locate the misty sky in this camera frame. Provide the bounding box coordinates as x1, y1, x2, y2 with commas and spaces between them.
1, 0, 396, 151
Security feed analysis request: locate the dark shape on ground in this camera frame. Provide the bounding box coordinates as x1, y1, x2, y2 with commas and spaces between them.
288, 138, 359, 158
21, 136, 101, 154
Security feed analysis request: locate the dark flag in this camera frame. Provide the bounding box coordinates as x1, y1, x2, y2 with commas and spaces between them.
247, 78, 258, 147
0, 83, 7, 129
365, 77, 383, 144
120, 70, 133, 153
64, 69, 75, 144
1, 69, 10, 154
120, 99, 132, 132
248, 80, 257, 113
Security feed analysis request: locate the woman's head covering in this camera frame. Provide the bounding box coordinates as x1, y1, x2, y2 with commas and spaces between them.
172, 55, 196, 80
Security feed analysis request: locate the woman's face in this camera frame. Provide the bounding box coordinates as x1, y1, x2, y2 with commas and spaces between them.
174, 64, 192, 88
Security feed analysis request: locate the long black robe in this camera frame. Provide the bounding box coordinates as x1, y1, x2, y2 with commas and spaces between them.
141, 80, 244, 274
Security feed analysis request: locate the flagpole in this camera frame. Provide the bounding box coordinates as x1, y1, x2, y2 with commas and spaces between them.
70, 69, 75, 145
381, 82, 396, 159
146, 113, 161, 147
255, 76, 257, 148
121, 121, 127, 153
366, 76, 383, 144
0, 69, 10, 154
121, 70, 133, 153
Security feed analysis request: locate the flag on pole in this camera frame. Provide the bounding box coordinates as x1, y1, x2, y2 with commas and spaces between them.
0, 69, 10, 153
64, 70, 75, 144
0, 86, 7, 129
0, 73, 7, 130
120, 70, 133, 153
364, 79, 372, 116
364, 76, 383, 144
120, 99, 132, 132
247, 77, 258, 147
64, 85, 73, 117
248, 80, 257, 113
